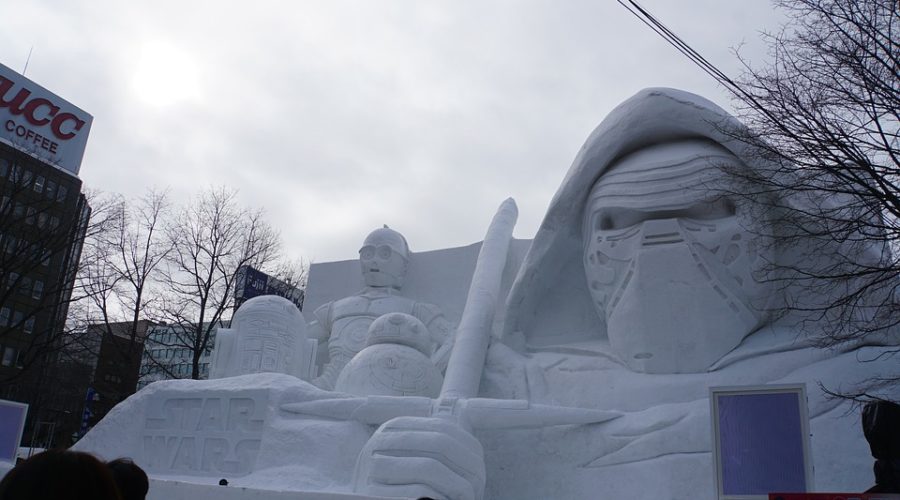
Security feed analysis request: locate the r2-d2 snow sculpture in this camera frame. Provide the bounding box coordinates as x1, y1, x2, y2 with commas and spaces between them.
335, 312, 443, 397
210, 295, 317, 380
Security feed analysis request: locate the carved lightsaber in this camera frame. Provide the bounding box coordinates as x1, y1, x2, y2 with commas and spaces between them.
281, 198, 619, 429
440, 197, 518, 401
281, 395, 620, 429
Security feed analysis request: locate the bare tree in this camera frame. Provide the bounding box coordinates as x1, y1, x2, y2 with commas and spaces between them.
0, 178, 118, 379
726, 0, 898, 349
0, 168, 119, 447
241, 256, 309, 311
154, 187, 283, 379
74, 189, 170, 381
271, 257, 310, 291
620, 0, 899, 360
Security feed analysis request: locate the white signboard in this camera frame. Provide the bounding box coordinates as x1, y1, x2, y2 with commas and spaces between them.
0, 62, 93, 176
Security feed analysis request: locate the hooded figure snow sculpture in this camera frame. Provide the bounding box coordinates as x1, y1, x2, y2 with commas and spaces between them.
474, 88, 897, 499
502, 87, 777, 374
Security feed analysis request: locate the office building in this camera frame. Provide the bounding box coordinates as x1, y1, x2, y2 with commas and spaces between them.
137, 323, 220, 390
0, 61, 93, 448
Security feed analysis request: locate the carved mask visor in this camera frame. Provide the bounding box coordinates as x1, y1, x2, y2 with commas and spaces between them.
583, 139, 771, 373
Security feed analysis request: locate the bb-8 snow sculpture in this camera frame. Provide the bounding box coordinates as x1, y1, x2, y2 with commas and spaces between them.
335, 312, 443, 397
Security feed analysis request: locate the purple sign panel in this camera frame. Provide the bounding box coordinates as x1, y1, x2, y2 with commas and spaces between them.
711, 385, 811, 499
0, 400, 28, 462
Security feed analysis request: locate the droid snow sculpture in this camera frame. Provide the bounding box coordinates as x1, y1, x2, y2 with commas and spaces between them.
335, 312, 443, 397
210, 295, 317, 380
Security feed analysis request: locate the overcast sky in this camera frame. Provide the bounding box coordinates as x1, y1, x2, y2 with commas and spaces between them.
1, 1, 784, 264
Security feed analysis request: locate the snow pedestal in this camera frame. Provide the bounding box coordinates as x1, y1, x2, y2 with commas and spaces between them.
74, 374, 372, 494
147, 480, 394, 500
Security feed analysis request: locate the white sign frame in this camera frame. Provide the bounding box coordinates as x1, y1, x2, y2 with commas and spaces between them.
0, 62, 93, 177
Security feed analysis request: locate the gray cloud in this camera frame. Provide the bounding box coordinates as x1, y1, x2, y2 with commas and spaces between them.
0, 0, 783, 262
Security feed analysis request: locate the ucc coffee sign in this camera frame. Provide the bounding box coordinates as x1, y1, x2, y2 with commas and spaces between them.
0, 62, 93, 176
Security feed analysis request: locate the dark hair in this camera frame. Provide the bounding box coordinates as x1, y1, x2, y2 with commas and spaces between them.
107, 458, 149, 500
0, 449, 121, 500
863, 400, 900, 493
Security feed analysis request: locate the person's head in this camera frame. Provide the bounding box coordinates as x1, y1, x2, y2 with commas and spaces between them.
107, 458, 149, 500
0, 449, 121, 500
359, 226, 410, 289
582, 139, 773, 373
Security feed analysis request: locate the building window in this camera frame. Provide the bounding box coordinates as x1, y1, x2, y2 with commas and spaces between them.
1, 347, 16, 367
33, 175, 44, 193
19, 277, 31, 296
50, 216, 59, 229
31, 280, 43, 300
11, 311, 22, 327
45, 180, 56, 199
37, 213, 47, 229
25, 207, 35, 225
7, 272, 18, 288
13, 202, 23, 218
0, 308, 9, 327
23, 318, 34, 334
56, 185, 67, 203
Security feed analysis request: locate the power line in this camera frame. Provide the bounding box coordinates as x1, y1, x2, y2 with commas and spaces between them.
616, 0, 782, 127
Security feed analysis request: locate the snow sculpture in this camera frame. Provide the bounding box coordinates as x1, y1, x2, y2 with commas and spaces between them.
501, 89, 784, 370
353, 416, 486, 499
309, 226, 454, 390
71, 88, 899, 500
349, 199, 518, 500
283, 199, 619, 500
581, 139, 771, 373
475, 87, 900, 499
210, 295, 316, 380
334, 312, 443, 397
